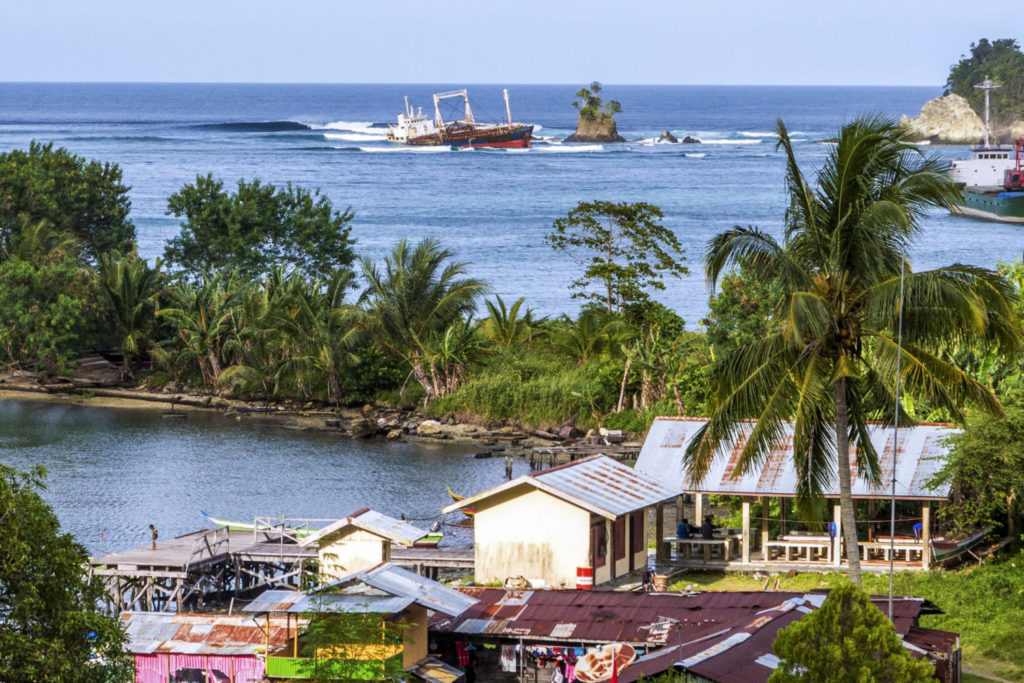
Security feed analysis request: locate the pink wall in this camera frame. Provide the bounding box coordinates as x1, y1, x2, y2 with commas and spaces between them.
134, 653, 265, 683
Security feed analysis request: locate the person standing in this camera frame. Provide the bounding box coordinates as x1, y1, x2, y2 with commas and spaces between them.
149, 524, 158, 550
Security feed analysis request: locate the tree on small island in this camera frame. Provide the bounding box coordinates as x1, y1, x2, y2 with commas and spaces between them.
566, 81, 626, 143
946, 38, 1024, 123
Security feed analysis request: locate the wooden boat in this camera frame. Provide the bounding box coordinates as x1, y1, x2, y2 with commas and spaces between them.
447, 487, 475, 516
413, 521, 445, 548
932, 526, 994, 566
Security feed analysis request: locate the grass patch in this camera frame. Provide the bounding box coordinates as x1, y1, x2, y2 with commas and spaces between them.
669, 553, 1024, 680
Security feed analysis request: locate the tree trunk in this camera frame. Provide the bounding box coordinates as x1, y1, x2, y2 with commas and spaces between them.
834, 378, 863, 586
411, 362, 434, 402
616, 358, 632, 413
672, 384, 685, 416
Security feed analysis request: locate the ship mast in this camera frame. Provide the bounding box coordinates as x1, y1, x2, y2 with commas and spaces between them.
504, 88, 512, 126
974, 75, 1001, 148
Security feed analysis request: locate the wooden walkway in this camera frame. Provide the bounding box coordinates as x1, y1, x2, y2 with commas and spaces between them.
89, 527, 475, 613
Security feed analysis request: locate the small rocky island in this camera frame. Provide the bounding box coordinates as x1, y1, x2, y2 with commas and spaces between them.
565, 81, 626, 142
900, 38, 1024, 144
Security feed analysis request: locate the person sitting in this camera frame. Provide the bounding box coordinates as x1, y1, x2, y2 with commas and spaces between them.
676, 518, 697, 539
701, 515, 716, 539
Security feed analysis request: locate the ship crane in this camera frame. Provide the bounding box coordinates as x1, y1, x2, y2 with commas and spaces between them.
433, 90, 474, 128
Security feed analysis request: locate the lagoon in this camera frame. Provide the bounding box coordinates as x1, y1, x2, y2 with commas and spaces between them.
0, 398, 530, 555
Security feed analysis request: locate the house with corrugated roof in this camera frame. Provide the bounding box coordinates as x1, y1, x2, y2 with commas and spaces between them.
442, 454, 677, 588
636, 417, 965, 572
245, 561, 478, 681
298, 507, 427, 581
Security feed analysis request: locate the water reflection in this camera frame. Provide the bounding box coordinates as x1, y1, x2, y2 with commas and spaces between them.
0, 399, 528, 554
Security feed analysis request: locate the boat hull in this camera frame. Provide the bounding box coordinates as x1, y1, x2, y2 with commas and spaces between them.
953, 188, 1024, 224
408, 124, 533, 149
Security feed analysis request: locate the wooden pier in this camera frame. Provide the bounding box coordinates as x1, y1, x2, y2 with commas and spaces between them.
89, 527, 475, 613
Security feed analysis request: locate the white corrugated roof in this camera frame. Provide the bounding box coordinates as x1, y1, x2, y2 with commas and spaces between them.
299, 508, 427, 547
635, 417, 955, 500
441, 454, 678, 519
245, 563, 477, 618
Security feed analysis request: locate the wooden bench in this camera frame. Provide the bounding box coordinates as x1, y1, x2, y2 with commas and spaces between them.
858, 540, 923, 563
661, 536, 733, 562
764, 539, 833, 563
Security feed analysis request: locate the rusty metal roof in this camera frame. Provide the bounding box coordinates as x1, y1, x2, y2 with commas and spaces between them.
441, 455, 677, 519
429, 588, 932, 649
636, 417, 956, 500
245, 563, 476, 618
618, 593, 952, 683
120, 612, 296, 656
299, 508, 427, 547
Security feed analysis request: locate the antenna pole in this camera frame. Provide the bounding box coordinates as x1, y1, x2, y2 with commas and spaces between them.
889, 239, 906, 620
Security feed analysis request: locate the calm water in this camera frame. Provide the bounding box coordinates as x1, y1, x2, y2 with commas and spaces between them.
2, 83, 1020, 325
0, 399, 530, 554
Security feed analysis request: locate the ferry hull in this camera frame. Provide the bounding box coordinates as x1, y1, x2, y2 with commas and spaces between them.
407, 124, 533, 149
953, 189, 1024, 224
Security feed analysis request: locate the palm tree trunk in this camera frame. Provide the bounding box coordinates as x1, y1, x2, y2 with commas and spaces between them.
616, 358, 632, 413
834, 377, 863, 586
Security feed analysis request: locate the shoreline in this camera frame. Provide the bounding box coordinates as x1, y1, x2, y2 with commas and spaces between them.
0, 379, 576, 455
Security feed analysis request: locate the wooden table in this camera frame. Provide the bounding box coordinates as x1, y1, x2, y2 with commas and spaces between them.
661, 536, 733, 562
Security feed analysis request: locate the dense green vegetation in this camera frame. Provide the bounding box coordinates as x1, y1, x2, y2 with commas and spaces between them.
946, 38, 1024, 123
571, 81, 622, 122
0, 464, 132, 682
683, 116, 1017, 586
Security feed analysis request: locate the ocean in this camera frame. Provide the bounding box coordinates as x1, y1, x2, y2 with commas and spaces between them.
1, 83, 1018, 326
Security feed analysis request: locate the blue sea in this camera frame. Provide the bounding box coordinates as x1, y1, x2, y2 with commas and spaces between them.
1, 83, 1019, 325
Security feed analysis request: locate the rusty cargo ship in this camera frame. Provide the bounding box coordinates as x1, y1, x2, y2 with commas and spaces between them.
386, 89, 533, 149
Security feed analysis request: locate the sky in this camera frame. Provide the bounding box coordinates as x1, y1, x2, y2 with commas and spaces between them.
0, 1, 1015, 85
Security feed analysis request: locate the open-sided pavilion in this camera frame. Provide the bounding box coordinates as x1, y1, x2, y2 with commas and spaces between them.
635, 417, 957, 572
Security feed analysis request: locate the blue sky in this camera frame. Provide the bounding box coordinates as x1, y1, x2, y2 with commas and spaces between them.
0, 0, 1013, 85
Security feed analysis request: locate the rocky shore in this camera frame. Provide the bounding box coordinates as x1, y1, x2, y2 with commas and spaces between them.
900, 93, 1024, 144
0, 364, 637, 460
565, 114, 625, 143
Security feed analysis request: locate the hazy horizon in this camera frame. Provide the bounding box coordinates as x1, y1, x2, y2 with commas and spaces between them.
1, 1, 1012, 86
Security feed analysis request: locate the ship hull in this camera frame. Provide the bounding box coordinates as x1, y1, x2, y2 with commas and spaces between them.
953, 188, 1024, 224
407, 124, 533, 149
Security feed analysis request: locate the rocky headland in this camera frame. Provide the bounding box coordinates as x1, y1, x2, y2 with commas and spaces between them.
901, 93, 1024, 144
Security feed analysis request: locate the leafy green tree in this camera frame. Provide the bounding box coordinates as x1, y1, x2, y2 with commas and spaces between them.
769, 582, 935, 682
157, 274, 241, 388
164, 174, 356, 281
0, 141, 135, 262
0, 464, 132, 682
96, 252, 167, 380
930, 396, 1024, 537
554, 309, 630, 365
686, 116, 1018, 586
572, 81, 622, 121
946, 39, 1024, 122
0, 255, 99, 375
361, 238, 486, 401
702, 265, 783, 359
547, 201, 687, 315
1, 219, 82, 263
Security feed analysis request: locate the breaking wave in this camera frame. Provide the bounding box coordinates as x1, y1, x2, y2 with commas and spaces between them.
683, 152, 707, 158
312, 121, 388, 133
534, 144, 603, 153
324, 132, 387, 142
357, 146, 452, 153
700, 138, 762, 145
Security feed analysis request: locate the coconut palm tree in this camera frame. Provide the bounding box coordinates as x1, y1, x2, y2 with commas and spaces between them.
482, 295, 538, 348
685, 116, 1019, 585
157, 275, 240, 388
96, 252, 167, 380
361, 238, 486, 400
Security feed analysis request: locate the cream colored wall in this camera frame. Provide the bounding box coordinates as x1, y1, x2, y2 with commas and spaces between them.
594, 517, 613, 586
474, 486, 591, 588
318, 528, 390, 582
401, 604, 428, 669
633, 508, 649, 571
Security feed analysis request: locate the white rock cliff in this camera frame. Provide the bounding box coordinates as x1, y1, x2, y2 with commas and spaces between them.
899, 94, 985, 144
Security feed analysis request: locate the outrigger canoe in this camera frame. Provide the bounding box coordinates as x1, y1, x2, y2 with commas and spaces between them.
200, 511, 444, 547
447, 487, 475, 516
